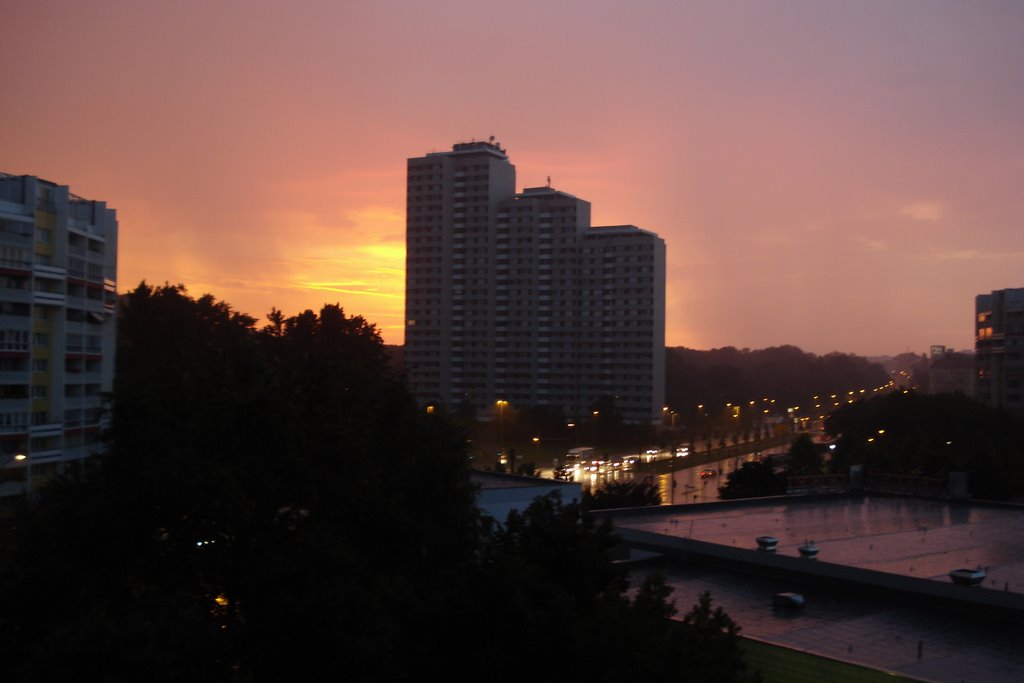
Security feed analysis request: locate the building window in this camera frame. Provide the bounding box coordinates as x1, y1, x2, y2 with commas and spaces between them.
0, 411, 28, 432
0, 329, 29, 351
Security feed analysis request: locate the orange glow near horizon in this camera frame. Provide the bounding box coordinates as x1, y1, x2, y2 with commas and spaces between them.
3, 2, 1022, 355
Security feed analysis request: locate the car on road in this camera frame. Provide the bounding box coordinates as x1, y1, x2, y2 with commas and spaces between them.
553, 465, 574, 481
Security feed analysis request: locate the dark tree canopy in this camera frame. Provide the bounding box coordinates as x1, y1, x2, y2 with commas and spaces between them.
825, 391, 1024, 499
786, 433, 824, 475
0, 283, 752, 682
584, 477, 662, 509
665, 345, 889, 412
718, 457, 787, 500
459, 492, 753, 683
2, 283, 479, 681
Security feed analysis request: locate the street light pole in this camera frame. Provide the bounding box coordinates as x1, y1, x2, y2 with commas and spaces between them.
18, 453, 30, 499
496, 400, 508, 462
1, 452, 29, 499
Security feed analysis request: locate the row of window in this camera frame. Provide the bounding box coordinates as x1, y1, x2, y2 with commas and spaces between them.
0, 329, 108, 353
0, 409, 104, 432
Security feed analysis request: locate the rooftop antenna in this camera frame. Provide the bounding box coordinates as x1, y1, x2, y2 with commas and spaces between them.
489, 135, 495, 142
547, 175, 551, 187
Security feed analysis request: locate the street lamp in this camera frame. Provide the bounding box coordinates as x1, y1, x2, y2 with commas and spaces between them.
1, 452, 29, 498
496, 400, 508, 455
17, 453, 28, 496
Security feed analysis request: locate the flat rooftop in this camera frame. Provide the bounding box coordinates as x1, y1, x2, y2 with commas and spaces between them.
605, 496, 1024, 683
615, 496, 1024, 592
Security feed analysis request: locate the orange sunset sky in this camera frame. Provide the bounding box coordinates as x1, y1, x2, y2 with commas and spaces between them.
2, 1, 1022, 356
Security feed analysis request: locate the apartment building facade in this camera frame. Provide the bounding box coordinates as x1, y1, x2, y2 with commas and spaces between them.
975, 287, 1024, 415
0, 173, 117, 502
404, 140, 664, 423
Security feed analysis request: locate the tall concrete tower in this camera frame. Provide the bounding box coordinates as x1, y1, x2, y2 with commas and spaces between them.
404, 140, 664, 423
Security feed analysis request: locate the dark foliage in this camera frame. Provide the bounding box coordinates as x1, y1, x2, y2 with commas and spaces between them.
825, 391, 1024, 499
665, 345, 889, 412
718, 457, 787, 500
452, 492, 753, 683
786, 433, 824, 475
1, 283, 478, 681
679, 591, 749, 682
0, 283, 752, 682
584, 477, 662, 509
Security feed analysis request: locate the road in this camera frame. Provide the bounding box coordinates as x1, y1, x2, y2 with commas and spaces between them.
548, 441, 792, 505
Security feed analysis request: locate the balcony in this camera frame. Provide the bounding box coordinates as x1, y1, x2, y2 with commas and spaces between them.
29, 422, 63, 437
33, 266, 66, 278
32, 290, 66, 306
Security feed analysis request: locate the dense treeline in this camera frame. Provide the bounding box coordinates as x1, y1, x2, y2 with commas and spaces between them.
665, 345, 889, 410
717, 392, 1024, 501
825, 391, 1024, 499
0, 284, 751, 682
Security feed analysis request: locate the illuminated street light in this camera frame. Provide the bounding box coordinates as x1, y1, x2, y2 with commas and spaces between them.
496, 400, 508, 449
2, 453, 30, 498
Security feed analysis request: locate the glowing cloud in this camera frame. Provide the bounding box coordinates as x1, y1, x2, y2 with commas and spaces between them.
858, 238, 888, 252
899, 201, 945, 222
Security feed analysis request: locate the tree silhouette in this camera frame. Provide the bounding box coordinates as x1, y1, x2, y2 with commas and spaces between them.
826, 391, 1024, 498
718, 457, 787, 499
584, 477, 662, 509
786, 433, 823, 475
0, 283, 753, 682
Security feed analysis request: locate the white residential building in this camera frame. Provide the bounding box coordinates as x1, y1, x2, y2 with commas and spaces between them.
0, 173, 117, 505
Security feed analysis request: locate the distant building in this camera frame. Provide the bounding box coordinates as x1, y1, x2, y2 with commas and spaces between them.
404, 140, 665, 423
926, 348, 974, 396
0, 174, 117, 504
975, 288, 1024, 415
